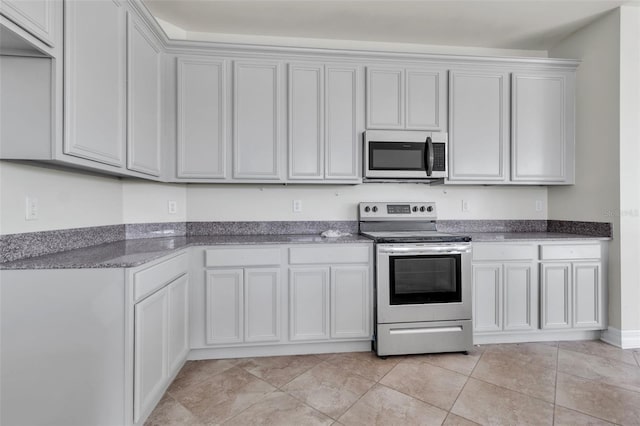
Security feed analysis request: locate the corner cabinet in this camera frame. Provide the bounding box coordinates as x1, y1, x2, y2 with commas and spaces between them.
472, 240, 607, 345
366, 66, 446, 131
0, 0, 57, 47
288, 63, 362, 182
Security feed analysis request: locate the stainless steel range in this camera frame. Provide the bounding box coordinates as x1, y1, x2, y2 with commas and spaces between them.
359, 202, 473, 357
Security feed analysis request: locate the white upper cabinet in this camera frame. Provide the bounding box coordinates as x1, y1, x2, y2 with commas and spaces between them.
1, 0, 57, 46
64, 0, 126, 167
127, 13, 161, 176
511, 71, 575, 183
177, 57, 229, 179
233, 60, 284, 180
288, 63, 362, 181
448, 71, 509, 183
366, 66, 446, 131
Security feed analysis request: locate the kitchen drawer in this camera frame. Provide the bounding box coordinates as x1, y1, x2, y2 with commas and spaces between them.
540, 244, 601, 260
472, 244, 537, 261
134, 253, 189, 302
205, 247, 282, 267
289, 246, 370, 265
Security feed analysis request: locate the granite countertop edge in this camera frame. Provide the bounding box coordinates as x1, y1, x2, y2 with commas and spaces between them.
0, 232, 611, 270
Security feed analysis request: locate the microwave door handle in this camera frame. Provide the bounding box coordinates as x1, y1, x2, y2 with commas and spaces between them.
425, 136, 434, 177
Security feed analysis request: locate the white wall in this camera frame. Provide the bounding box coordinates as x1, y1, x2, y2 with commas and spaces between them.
122, 180, 187, 223
0, 162, 123, 234
618, 5, 640, 333
187, 184, 547, 221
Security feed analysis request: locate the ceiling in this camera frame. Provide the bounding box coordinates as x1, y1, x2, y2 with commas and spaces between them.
143, 0, 632, 51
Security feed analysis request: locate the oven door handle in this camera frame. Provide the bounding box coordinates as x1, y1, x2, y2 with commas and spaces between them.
378, 245, 471, 255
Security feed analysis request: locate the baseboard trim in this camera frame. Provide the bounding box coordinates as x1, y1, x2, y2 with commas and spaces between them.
473, 329, 602, 345
188, 340, 372, 360
600, 326, 640, 349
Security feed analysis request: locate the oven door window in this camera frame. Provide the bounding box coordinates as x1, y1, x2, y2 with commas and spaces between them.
389, 254, 461, 304
369, 142, 425, 171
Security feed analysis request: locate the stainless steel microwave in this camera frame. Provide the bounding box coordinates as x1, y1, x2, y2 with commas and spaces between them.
364, 130, 448, 181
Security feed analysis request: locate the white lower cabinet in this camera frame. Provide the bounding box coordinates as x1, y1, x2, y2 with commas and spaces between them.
473, 241, 607, 343
331, 266, 370, 339
289, 267, 330, 341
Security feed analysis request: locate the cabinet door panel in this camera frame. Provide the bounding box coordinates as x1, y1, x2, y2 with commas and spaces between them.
206, 269, 243, 344
289, 268, 330, 341
573, 263, 603, 328
1, 0, 55, 46
127, 14, 161, 176
448, 71, 508, 182
512, 73, 568, 182
233, 61, 282, 179
177, 57, 228, 178
473, 264, 502, 332
64, 0, 126, 167
167, 275, 189, 375
541, 263, 571, 329
406, 69, 444, 130
244, 268, 280, 342
504, 263, 537, 330
325, 65, 360, 180
331, 266, 369, 339
366, 68, 403, 129
288, 64, 323, 179
134, 288, 168, 423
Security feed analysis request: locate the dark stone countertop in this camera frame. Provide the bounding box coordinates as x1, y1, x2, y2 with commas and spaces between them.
0, 234, 372, 270
467, 232, 612, 242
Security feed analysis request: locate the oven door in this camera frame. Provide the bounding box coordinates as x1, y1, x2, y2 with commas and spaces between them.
376, 243, 471, 324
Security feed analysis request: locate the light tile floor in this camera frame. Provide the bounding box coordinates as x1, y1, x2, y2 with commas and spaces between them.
145, 340, 640, 425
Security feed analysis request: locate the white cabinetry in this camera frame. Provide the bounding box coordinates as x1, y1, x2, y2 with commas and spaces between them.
472, 244, 538, 334
64, 0, 126, 167
448, 71, 509, 183
366, 66, 446, 131
289, 267, 330, 340
288, 63, 362, 181
540, 244, 604, 330
331, 266, 370, 339
127, 12, 161, 176
176, 57, 229, 179
1, 0, 56, 46
511, 72, 574, 183
233, 60, 284, 180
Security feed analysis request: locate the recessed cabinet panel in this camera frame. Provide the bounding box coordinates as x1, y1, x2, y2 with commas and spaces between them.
573, 263, 602, 328
177, 57, 228, 178
167, 275, 189, 374
331, 266, 369, 339
134, 287, 168, 423
233, 61, 282, 179
512, 73, 568, 182
206, 269, 243, 344
289, 268, 330, 341
504, 264, 537, 330
448, 71, 508, 182
406, 69, 443, 130
244, 268, 280, 342
472, 264, 502, 332
325, 65, 360, 179
541, 263, 571, 329
127, 14, 161, 176
288, 64, 324, 179
1, 0, 55, 46
64, 0, 126, 167
366, 68, 403, 129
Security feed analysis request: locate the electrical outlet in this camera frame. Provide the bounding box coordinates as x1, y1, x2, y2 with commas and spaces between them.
293, 200, 302, 213
25, 197, 38, 220
535, 200, 543, 212
461, 200, 470, 213
168, 201, 177, 215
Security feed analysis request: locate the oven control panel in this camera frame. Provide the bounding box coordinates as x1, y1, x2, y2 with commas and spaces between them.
359, 202, 437, 220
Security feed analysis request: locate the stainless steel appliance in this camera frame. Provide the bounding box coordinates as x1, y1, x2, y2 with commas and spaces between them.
363, 130, 448, 181
359, 202, 473, 357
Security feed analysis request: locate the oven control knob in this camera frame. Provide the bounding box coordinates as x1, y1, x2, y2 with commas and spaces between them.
372, 206, 378, 212
426, 206, 434, 212
420, 206, 426, 212
364, 206, 371, 213
412, 206, 418, 212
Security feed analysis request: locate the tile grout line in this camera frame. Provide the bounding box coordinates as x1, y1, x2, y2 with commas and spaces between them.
444, 346, 487, 423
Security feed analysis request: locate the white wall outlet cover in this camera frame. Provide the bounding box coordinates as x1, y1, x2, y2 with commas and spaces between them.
293, 200, 302, 213
535, 200, 543, 212
25, 197, 38, 220
461, 200, 470, 212
168, 201, 177, 214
